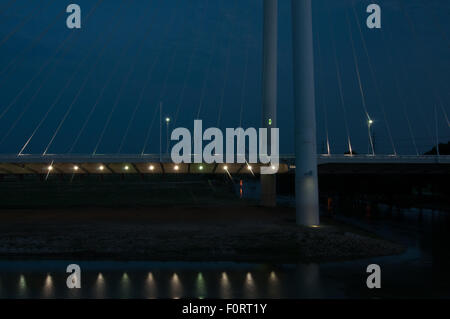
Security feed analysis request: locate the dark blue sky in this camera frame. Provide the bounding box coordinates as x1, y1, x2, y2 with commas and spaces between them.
0, 0, 448, 155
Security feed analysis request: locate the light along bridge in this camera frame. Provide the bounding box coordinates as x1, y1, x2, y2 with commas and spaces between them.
0, 154, 448, 176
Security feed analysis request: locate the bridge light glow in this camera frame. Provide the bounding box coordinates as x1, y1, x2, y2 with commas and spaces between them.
174, 165, 179, 171
223, 165, 228, 171
45, 274, 53, 287
269, 271, 277, 281
73, 165, 79, 171
165, 117, 171, 123
47, 165, 53, 171
199, 165, 204, 170
149, 165, 154, 171
124, 165, 129, 171
247, 165, 252, 170
368, 119, 374, 125
99, 165, 104, 171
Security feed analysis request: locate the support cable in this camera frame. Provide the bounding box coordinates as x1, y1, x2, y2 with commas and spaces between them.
389, 27, 435, 145
196, 0, 228, 120
67, 1, 144, 154
0, 0, 17, 16
434, 104, 440, 156
16, 0, 106, 155
351, 1, 397, 155
43, 3, 131, 155
328, 8, 353, 154
173, 0, 211, 126
92, 1, 160, 155
140, 4, 195, 155
0, 1, 109, 148
216, 39, 232, 127
236, 42, 250, 159
439, 102, 450, 128
118, 6, 178, 154
196, 34, 217, 119
239, 44, 250, 129
430, 9, 450, 51
399, 3, 448, 146
345, 10, 375, 155
0, 0, 103, 83
379, 30, 419, 155
0, 0, 53, 48
0, 0, 104, 121
215, 0, 237, 128
54, 2, 132, 154
0, 7, 110, 148
315, 19, 331, 155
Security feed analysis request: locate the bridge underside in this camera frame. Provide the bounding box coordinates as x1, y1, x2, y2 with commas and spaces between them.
318, 163, 450, 175
0, 162, 448, 176
0, 155, 447, 175
0, 162, 290, 175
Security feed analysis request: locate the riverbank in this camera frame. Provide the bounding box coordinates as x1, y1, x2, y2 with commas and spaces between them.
0, 205, 404, 262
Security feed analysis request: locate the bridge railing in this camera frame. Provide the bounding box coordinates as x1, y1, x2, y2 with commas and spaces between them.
282, 154, 450, 164
0, 154, 448, 164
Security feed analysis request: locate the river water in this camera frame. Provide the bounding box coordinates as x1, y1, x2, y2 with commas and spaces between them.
0, 202, 449, 299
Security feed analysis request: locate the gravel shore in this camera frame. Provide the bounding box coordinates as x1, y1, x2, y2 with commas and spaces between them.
0, 205, 405, 262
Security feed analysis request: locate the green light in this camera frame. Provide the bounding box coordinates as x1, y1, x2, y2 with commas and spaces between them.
196, 273, 206, 299
268, 118, 272, 126
199, 165, 204, 170
19, 275, 26, 289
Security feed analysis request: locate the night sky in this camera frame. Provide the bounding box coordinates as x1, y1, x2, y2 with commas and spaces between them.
0, 0, 448, 155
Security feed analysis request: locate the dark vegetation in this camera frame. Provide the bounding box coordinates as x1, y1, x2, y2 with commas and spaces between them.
424, 141, 450, 155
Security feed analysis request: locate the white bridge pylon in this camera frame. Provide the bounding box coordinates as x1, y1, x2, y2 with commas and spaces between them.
261, 0, 319, 226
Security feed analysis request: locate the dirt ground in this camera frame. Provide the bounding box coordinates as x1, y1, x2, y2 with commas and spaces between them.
0, 205, 404, 262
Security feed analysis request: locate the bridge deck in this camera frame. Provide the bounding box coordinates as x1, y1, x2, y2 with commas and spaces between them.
0, 154, 448, 175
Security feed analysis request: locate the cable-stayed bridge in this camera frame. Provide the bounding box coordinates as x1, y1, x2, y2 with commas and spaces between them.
0, 0, 448, 225
0, 1, 447, 157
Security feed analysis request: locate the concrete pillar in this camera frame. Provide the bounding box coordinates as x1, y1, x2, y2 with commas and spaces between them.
261, 0, 278, 207
291, 0, 319, 226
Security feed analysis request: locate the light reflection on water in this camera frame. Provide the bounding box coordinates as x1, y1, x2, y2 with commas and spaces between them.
220, 272, 231, 299
42, 274, 54, 299
94, 273, 105, 299
196, 273, 206, 299
170, 273, 183, 299
268, 271, 280, 298
0, 257, 448, 298
120, 272, 131, 299
18, 275, 27, 298
0, 266, 293, 299
145, 272, 157, 299
0, 208, 449, 298
243, 272, 257, 299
